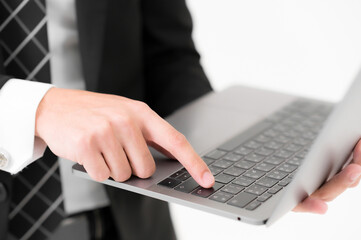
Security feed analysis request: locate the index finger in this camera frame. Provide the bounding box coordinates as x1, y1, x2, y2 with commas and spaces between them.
142, 112, 215, 188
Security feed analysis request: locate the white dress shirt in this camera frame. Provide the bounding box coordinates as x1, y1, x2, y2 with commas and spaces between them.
0, 0, 109, 214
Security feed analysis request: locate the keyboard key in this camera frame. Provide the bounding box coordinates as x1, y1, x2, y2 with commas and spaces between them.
267, 170, 288, 180
221, 184, 244, 195
310, 113, 327, 122
268, 185, 283, 194
245, 201, 261, 211
254, 148, 274, 156
263, 129, 279, 138
283, 130, 300, 138
274, 149, 294, 159
254, 163, 275, 172
228, 192, 257, 208
176, 172, 191, 181
278, 177, 292, 186
244, 153, 265, 163
158, 178, 182, 188
298, 104, 318, 114
289, 114, 306, 123
211, 160, 234, 169
287, 157, 302, 166
234, 160, 255, 170
288, 172, 297, 179
224, 167, 245, 177
202, 157, 215, 165
273, 124, 291, 132
264, 156, 284, 165
245, 184, 267, 195
205, 149, 227, 159
277, 163, 298, 173
296, 149, 308, 158
284, 143, 302, 152
243, 169, 265, 179
267, 111, 290, 122
283, 119, 299, 126
258, 193, 272, 202
233, 176, 255, 187
215, 174, 235, 184
208, 166, 223, 176
274, 135, 291, 144
310, 125, 323, 133
293, 125, 310, 133
223, 153, 243, 162
292, 137, 310, 146
192, 182, 224, 198
209, 191, 233, 203
256, 177, 278, 188
302, 131, 317, 140
234, 147, 253, 156
218, 121, 272, 151
303, 119, 317, 127
174, 178, 199, 193
244, 141, 262, 149
264, 141, 283, 150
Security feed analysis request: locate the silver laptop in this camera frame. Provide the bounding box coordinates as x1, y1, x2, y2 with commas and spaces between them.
72, 69, 361, 226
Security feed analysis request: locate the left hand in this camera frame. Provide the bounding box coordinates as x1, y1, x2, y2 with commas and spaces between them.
293, 140, 361, 214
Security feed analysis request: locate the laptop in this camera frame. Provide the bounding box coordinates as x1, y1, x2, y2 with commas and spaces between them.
72, 69, 361, 225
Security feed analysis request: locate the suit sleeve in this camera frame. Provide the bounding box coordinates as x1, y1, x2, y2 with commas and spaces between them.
141, 0, 213, 117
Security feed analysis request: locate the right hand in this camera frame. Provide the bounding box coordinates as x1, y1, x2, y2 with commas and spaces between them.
35, 88, 215, 188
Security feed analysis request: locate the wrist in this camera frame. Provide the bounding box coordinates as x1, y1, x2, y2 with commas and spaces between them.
35, 87, 57, 138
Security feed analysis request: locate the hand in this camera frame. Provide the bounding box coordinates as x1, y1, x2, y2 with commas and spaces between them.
35, 88, 215, 188
293, 140, 361, 214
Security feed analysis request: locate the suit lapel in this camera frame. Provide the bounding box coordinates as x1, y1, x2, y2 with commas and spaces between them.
75, 0, 108, 91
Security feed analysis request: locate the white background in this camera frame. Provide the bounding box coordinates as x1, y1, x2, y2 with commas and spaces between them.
170, 1, 361, 239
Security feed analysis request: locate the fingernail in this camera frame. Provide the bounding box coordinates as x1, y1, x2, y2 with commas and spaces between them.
350, 172, 361, 183
202, 171, 215, 186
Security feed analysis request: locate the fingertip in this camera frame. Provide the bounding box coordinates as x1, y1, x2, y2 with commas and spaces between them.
317, 200, 328, 214
201, 171, 215, 188
344, 163, 361, 183
350, 177, 361, 188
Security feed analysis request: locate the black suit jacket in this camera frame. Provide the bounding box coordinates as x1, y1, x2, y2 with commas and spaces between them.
0, 0, 212, 238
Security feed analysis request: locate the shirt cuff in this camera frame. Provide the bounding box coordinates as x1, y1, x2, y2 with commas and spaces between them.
0, 79, 54, 174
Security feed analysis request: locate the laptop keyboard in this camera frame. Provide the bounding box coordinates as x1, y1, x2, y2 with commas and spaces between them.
158, 100, 333, 211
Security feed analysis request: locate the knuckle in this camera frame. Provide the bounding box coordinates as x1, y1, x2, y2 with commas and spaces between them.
75, 132, 92, 150
134, 101, 150, 112
171, 132, 187, 149
96, 119, 112, 138
116, 114, 133, 129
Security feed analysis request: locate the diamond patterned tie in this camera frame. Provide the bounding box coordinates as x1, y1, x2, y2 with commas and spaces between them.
0, 0, 65, 239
